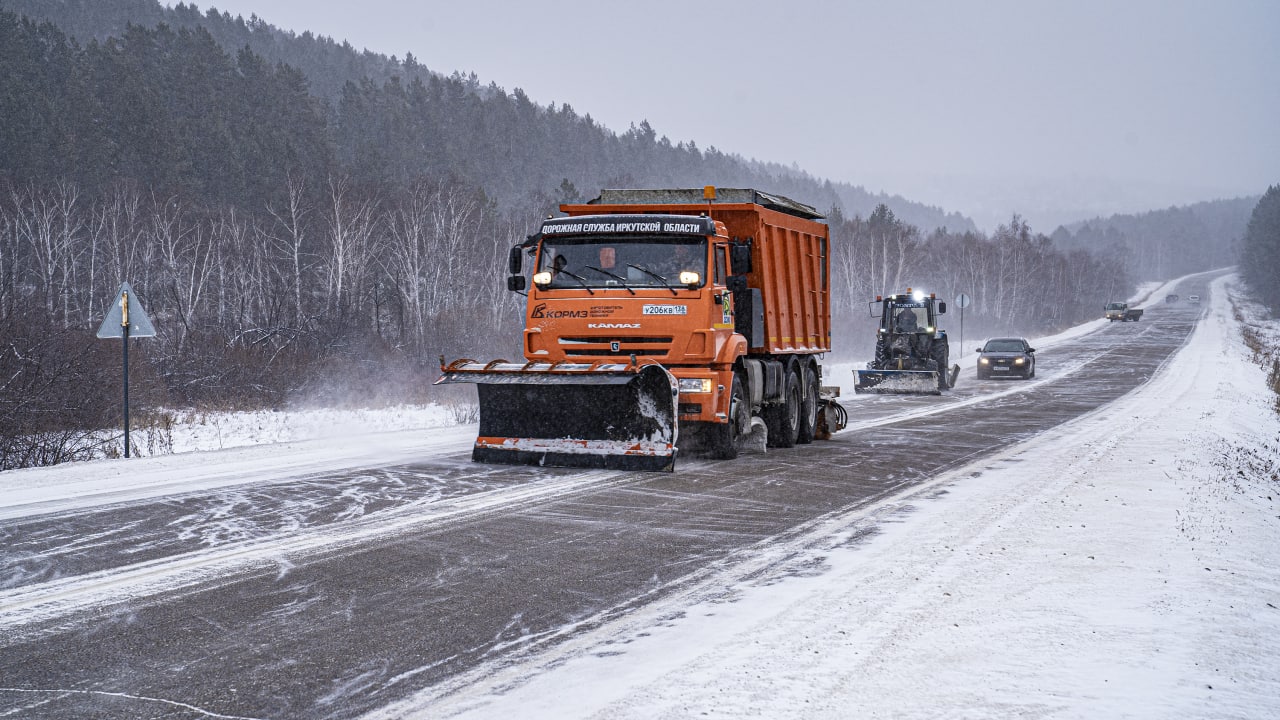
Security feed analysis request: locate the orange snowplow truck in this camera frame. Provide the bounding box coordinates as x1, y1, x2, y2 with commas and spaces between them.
438, 187, 847, 471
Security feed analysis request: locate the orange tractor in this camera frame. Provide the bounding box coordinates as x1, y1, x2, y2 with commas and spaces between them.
438, 187, 846, 471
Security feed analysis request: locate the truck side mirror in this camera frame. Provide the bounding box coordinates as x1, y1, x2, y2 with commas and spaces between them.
937, 301, 947, 314
507, 245, 523, 274
507, 275, 526, 291
730, 244, 752, 275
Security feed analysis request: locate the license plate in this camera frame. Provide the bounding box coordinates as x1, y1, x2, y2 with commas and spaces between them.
993, 366, 1010, 372
643, 304, 687, 315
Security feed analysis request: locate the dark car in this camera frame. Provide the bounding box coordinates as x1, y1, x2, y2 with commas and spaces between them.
977, 337, 1036, 379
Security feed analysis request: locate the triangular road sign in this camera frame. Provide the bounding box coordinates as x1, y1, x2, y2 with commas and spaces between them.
97, 282, 156, 338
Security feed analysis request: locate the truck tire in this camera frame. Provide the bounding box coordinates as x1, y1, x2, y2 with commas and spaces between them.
765, 367, 801, 448
797, 362, 819, 444
709, 374, 748, 460
929, 340, 951, 391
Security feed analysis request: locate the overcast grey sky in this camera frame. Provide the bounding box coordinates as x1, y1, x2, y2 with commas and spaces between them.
199, 0, 1278, 231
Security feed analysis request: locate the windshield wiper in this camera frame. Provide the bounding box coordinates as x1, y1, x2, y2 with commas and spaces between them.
626, 264, 678, 296
584, 266, 637, 295
553, 269, 595, 295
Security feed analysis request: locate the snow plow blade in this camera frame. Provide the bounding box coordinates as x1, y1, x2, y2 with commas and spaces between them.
853, 369, 943, 395
436, 359, 679, 472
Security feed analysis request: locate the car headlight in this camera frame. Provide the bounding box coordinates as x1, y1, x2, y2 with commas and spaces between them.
979, 358, 990, 365
678, 378, 713, 394
1014, 358, 1025, 365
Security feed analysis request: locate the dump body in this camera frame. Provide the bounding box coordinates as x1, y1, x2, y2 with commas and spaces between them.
437, 187, 844, 470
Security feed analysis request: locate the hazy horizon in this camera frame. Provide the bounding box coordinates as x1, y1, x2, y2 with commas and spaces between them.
193, 0, 1278, 232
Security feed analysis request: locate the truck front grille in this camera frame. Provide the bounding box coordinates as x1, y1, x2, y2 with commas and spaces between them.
557, 336, 673, 358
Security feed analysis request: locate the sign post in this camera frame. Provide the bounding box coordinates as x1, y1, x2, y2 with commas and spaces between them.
955, 292, 972, 357
97, 282, 156, 458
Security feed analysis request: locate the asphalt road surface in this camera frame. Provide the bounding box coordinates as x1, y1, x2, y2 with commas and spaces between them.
0, 273, 1217, 719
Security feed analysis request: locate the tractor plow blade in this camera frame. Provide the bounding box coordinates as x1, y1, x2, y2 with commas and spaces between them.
854, 369, 942, 395
437, 360, 679, 472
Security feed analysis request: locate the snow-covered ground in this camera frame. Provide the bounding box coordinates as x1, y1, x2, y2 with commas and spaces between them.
4, 274, 1277, 719
372, 273, 1280, 718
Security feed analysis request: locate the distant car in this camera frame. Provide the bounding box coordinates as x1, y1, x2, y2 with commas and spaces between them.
977, 337, 1036, 379
1188, 295, 1200, 304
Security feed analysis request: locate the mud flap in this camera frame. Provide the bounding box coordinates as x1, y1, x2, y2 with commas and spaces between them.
947, 364, 961, 389
853, 369, 943, 395
437, 360, 679, 471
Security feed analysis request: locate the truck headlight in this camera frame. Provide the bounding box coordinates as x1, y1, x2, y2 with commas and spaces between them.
532, 271, 552, 285
679, 271, 701, 286
678, 378, 713, 394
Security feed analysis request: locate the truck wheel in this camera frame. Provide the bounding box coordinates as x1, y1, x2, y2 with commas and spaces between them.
765, 368, 801, 448
709, 374, 748, 460
797, 363, 819, 445
929, 341, 951, 390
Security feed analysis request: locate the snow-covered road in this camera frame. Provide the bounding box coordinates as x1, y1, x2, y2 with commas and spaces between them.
382, 273, 1280, 719
2, 271, 1277, 720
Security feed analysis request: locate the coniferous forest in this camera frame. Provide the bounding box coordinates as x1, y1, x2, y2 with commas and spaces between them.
0, 2, 1265, 468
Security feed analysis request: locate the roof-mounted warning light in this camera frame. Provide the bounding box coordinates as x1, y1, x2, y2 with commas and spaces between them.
703, 185, 716, 201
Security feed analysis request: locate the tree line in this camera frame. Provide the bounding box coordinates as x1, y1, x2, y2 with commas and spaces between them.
1241, 186, 1280, 313
827, 206, 1132, 358
1048, 197, 1255, 281
0, 4, 972, 233
0, 171, 1134, 469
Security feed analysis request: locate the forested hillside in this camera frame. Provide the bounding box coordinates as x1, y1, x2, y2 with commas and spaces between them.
0, 1, 1256, 469
1049, 197, 1256, 281
0, 0, 972, 232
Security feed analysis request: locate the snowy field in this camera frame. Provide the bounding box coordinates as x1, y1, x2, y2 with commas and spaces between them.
372, 273, 1280, 719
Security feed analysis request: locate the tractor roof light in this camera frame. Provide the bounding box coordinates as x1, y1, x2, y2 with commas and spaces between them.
912, 290, 925, 302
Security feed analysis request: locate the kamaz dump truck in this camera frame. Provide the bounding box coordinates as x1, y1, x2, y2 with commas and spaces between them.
437, 187, 847, 471
854, 290, 960, 395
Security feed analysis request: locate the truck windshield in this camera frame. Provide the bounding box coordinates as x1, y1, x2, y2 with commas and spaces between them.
539, 237, 707, 289
1106, 303, 1126, 310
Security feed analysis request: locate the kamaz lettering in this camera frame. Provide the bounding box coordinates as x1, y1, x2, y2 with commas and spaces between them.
587, 323, 641, 329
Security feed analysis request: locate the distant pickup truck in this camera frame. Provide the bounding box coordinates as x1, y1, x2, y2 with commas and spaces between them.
1104, 302, 1143, 322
